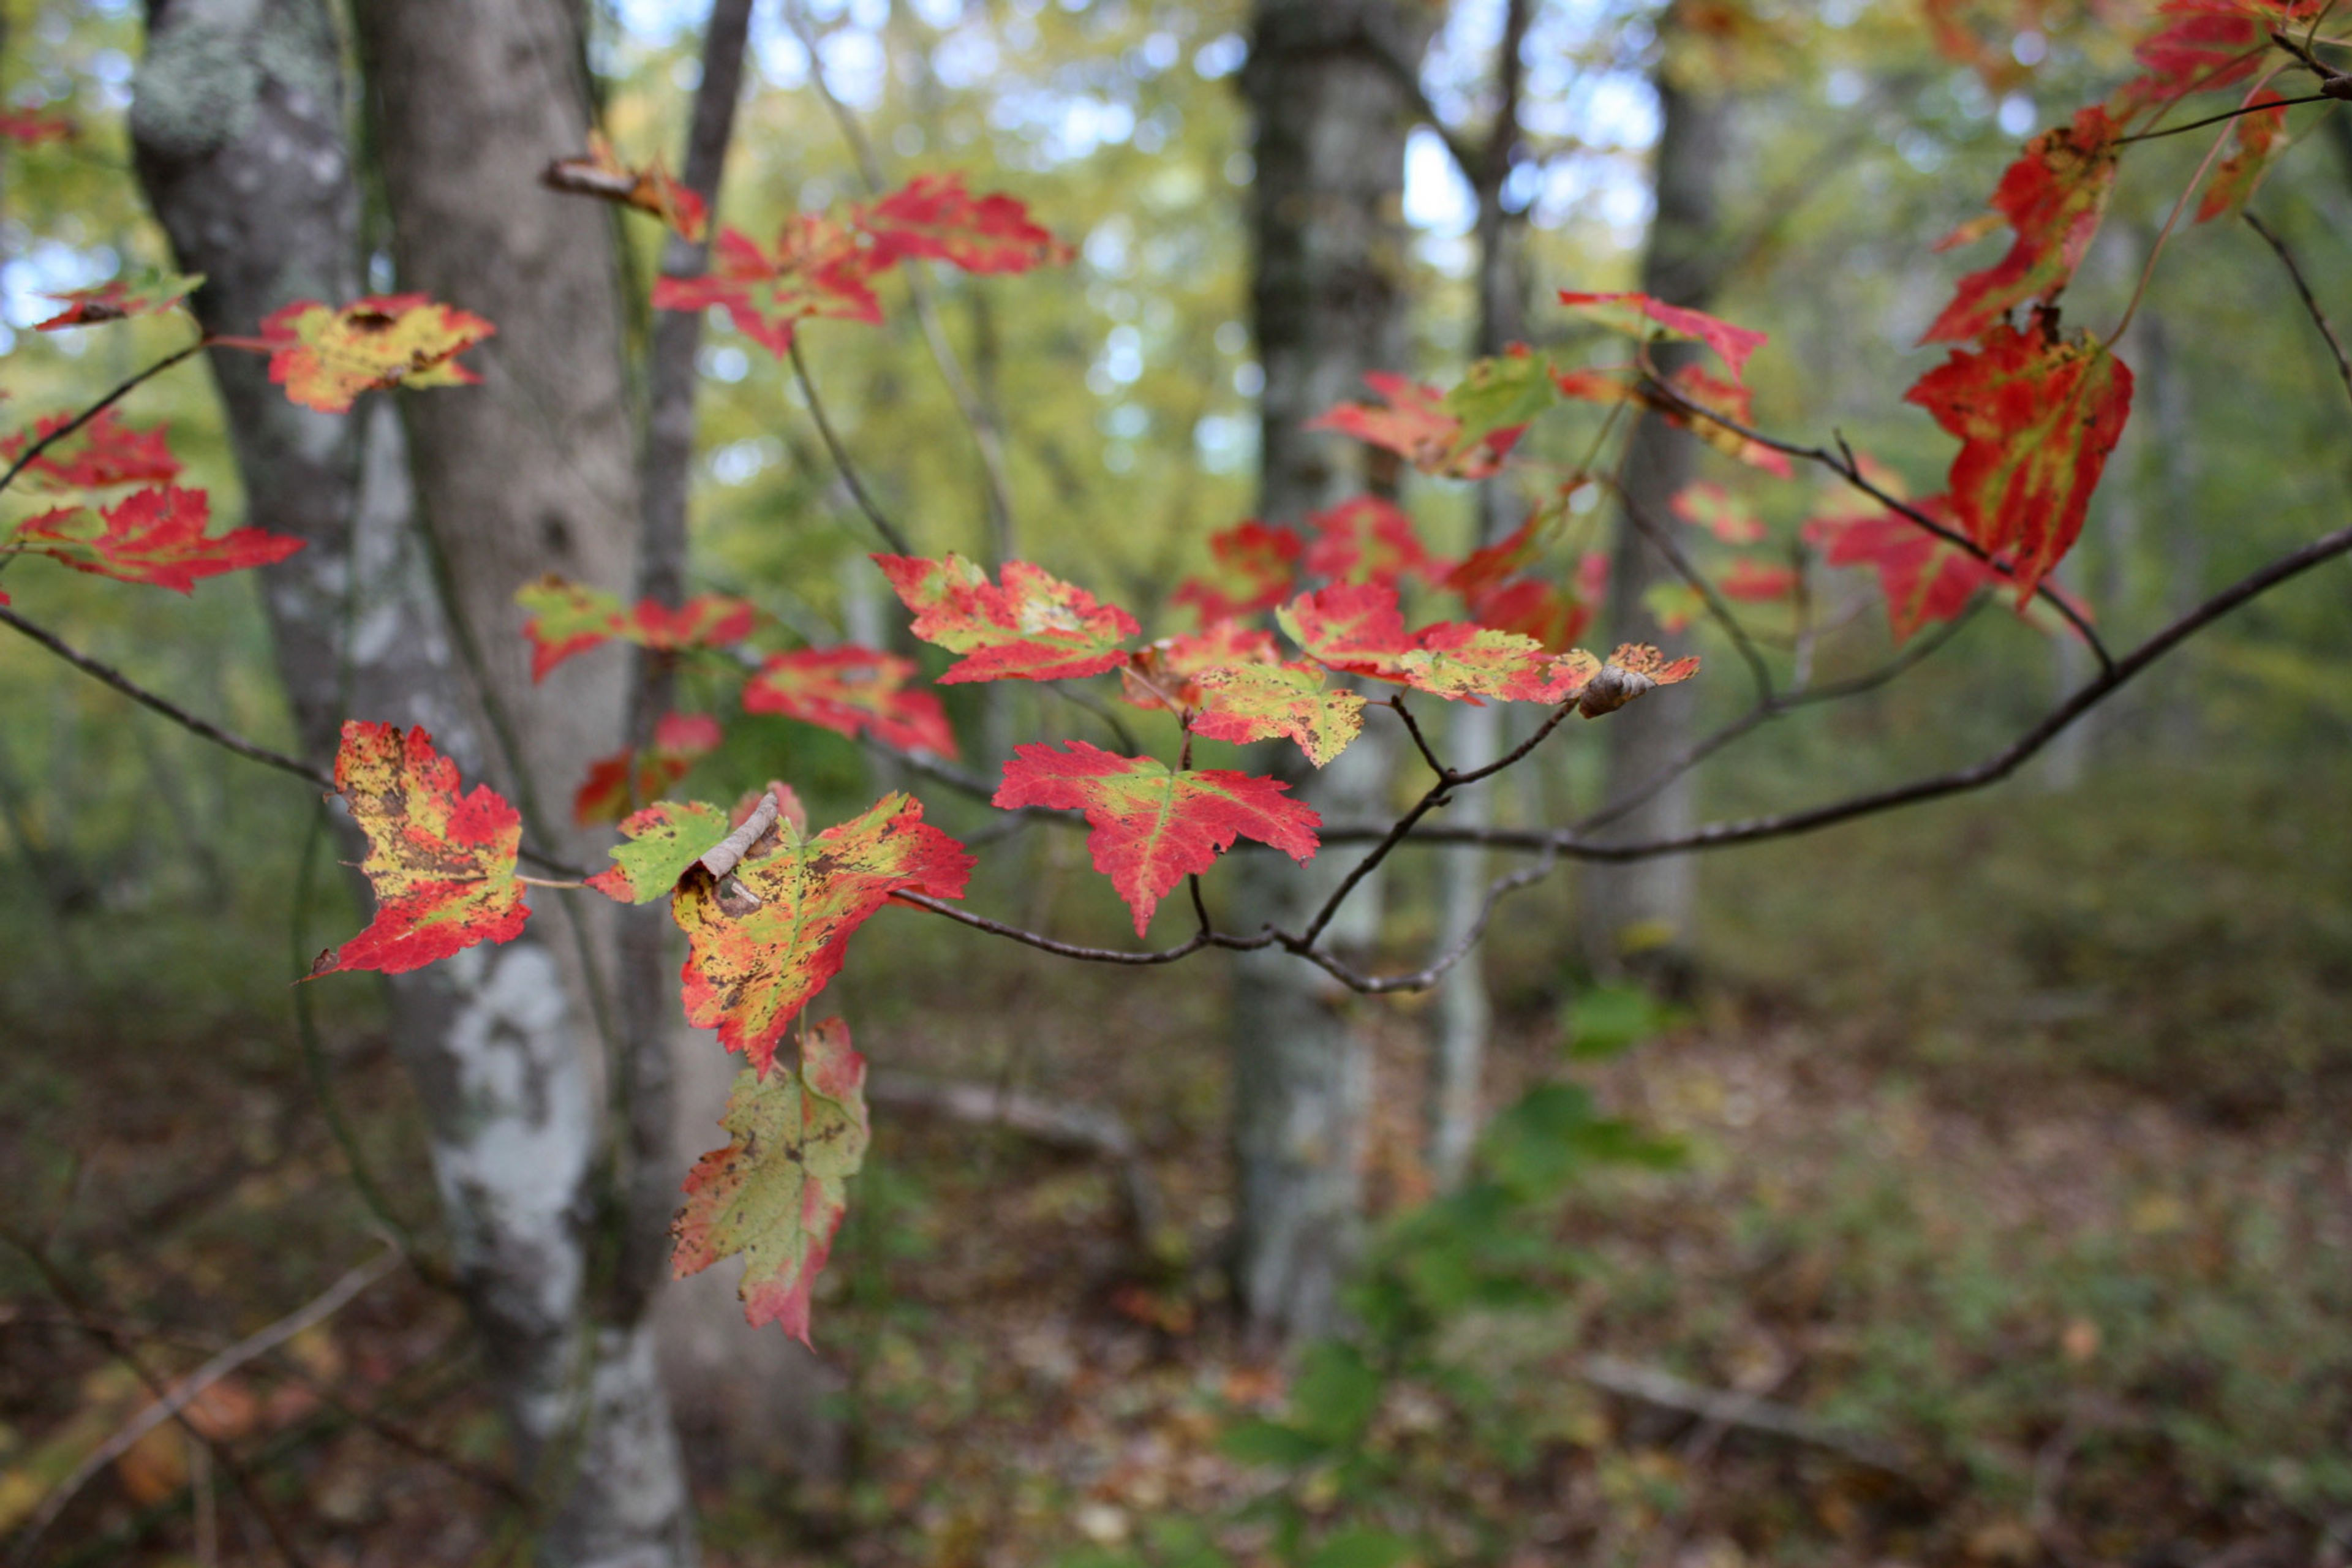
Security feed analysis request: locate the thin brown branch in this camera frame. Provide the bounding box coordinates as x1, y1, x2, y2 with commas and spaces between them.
0, 339, 204, 500
1282, 848, 1557, 995
1638, 372, 2116, 671
889, 889, 1259, 964
11, 1250, 398, 1562
786, 336, 914, 556
2113, 91, 2332, 143
0, 1221, 315, 1568
2244, 208, 2352, 409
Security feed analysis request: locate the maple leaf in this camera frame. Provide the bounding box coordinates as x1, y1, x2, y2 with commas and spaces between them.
857, 173, 1073, 273
874, 552, 1139, 683
1805, 497, 2002, 643
9, 484, 302, 592
2195, 88, 2289, 223
1921, 107, 2120, 345
542, 134, 707, 240
1302, 497, 1447, 589
1122, 621, 1282, 712
1439, 347, 1556, 462
744, 646, 958, 756
673, 1017, 869, 1344
0, 108, 74, 144
2108, 0, 2308, 116
1905, 316, 2134, 600
590, 783, 809, 905
1557, 290, 1768, 379
1, 409, 181, 491
1719, 559, 1800, 602
674, 793, 973, 1074
311, 722, 527, 976
1670, 481, 1765, 543
257, 294, 496, 413
1279, 582, 1601, 705
1310, 372, 1524, 480
1170, 520, 1302, 625
652, 216, 882, 356
1189, 662, 1368, 768
993, 742, 1320, 935
32, 271, 202, 331
1443, 521, 1597, 652
515, 576, 757, 680
572, 712, 724, 826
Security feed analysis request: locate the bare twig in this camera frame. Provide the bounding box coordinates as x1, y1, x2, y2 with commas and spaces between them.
1578, 1354, 1910, 1480
786, 336, 914, 555
12, 1250, 398, 1562
2244, 208, 2352, 409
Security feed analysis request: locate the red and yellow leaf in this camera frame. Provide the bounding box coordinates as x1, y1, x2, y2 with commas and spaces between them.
674, 793, 973, 1074
9, 484, 301, 592
1804, 497, 2002, 642
1189, 662, 1367, 768
651, 216, 882, 356
673, 1017, 868, 1345
1122, 622, 1282, 712
1278, 582, 1601, 705
543, 134, 707, 240
587, 799, 734, 904
257, 294, 496, 413
1, 409, 181, 491
311, 722, 527, 976
874, 552, 1138, 683
1171, 520, 1302, 625
572, 712, 725, 826
1310, 372, 1523, 480
1670, 480, 1765, 543
2109, 0, 2303, 116
1921, 106, 2120, 345
1904, 316, 2133, 600
744, 646, 957, 756
2195, 87, 2289, 223
1557, 290, 1768, 379
993, 742, 1319, 935
856, 173, 1073, 273
1302, 497, 1447, 589
515, 576, 757, 681
0, 108, 74, 144
33, 271, 202, 331
1719, 558, 1800, 601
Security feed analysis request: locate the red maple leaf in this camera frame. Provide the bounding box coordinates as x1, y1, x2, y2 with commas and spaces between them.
857, 173, 1073, 273
1442, 519, 1596, 653
33, 271, 202, 331
1122, 621, 1283, 712
10, 485, 302, 592
572, 712, 725, 826
254, 294, 496, 413
1171, 520, 1303, 625
1921, 106, 2120, 345
1558, 290, 1768, 379
1, 409, 181, 491
673, 1017, 868, 1345
1719, 558, 1800, 602
0, 108, 74, 145
1904, 315, 2134, 600
674, 793, 972, 1074
1280, 582, 1601, 705
1805, 497, 2002, 643
310, 722, 527, 976
514, 576, 757, 681
993, 741, 1320, 935
2195, 86, 2290, 223
1310, 372, 1523, 480
744, 646, 958, 756
652, 216, 883, 356
874, 552, 1139, 683
1302, 497, 1447, 589
2108, 0, 2312, 116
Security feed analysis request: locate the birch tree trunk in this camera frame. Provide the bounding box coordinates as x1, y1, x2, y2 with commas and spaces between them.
1576, 56, 1728, 986
132, 2, 695, 1564
1231, 0, 1431, 1344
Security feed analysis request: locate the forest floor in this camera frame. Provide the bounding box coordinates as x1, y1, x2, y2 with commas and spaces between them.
5, 771, 2350, 1568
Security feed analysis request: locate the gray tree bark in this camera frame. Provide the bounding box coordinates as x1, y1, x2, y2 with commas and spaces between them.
1231, 0, 1432, 1344
132, 1, 693, 1562
1575, 57, 1729, 986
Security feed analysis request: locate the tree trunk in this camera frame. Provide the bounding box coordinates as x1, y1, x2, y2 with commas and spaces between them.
1576, 59, 1729, 987
1231, 0, 1431, 1345
132, 2, 694, 1564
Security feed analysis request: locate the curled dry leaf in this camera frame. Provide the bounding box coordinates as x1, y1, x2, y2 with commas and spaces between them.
543, 134, 707, 240
32, 270, 202, 331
